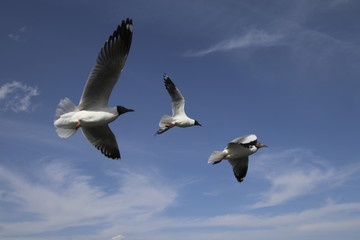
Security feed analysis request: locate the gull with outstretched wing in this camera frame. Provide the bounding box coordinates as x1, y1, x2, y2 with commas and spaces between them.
156, 74, 201, 135
54, 18, 134, 159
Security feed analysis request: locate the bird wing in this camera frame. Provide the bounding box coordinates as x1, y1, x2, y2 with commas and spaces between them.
228, 157, 249, 183
78, 19, 133, 110
229, 134, 258, 148
164, 74, 186, 117
81, 125, 120, 159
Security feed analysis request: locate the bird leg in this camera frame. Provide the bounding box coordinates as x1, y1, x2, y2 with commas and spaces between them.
75, 120, 81, 130
155, 123, 176, 135
212, 159, 223, 165
166, 123, 176, 128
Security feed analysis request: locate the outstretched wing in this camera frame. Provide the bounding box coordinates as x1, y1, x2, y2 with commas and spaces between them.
79, 19, 133, 110
228, 157, 249, 183
164, 74, 186, 117
81, 125, 120, 159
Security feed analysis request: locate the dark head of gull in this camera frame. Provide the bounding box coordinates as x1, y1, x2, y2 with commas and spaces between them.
117, 106, 134, 115
194, 120, 202, 126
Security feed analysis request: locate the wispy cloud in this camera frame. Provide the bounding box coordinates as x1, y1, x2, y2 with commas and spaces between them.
100, 201, 360, 240
111, 235, 126, 240
249, 149, 360, 209
329, 0, 351, 7
0, 155, 359, 240
0, 81, 39, 112
184, 29, 283, 57
184, 12, 360, 62
8, 26, 26, 42
0, 160, 177, 239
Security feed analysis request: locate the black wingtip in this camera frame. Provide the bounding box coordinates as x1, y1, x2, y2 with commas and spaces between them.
95, 144, 121, 160
107, 152, 121, 160
163, 73, 171, 85
163, 74, 176, 91
105, 18, 133, 51
235, 175, 244, 183
109, 150, 121, 160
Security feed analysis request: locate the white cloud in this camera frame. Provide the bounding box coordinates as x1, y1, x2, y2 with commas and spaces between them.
249, 149, 360, 209
0, 153, 359, 240
111, 235, 125, 240
0, 160, 177, 239
89, 201, 360, 240
329, 0, 351, 7
19, 26, 27, 32
184, 29, 283, 57
8, 26, 26, 42
0, 81, 39, 112
8, 33, 21, 42
184, 14, 360, 64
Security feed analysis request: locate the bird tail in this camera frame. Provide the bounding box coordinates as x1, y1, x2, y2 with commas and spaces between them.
54, 98, 78, 138
159, 115, 174, 127
208, 151, 227, 164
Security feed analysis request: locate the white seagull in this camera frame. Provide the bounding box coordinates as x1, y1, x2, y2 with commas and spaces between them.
208, 134, 267, 183
54, 18, 133, 159
156, 74, 201, 135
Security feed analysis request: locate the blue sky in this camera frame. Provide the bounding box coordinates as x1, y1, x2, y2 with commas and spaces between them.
1, 0, 360, 239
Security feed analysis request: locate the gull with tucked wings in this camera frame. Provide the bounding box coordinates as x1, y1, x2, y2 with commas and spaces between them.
208, 134, 267, 183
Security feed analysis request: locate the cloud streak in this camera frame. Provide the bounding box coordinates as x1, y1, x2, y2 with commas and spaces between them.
0, 160, 177, 239
184, 30, 283, 57
0, 81, 39, 112
8, 26, 26, 42
250, 149, 360, 209
0, 151, 359, 240
329, 0, 351, 7
184, 13, 360, 62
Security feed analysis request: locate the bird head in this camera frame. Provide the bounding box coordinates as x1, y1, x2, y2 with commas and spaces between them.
117, 106, 134, 115
255, 141, 268, 149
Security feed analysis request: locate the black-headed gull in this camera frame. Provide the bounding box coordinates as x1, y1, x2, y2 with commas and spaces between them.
54, 19, 133, 159
156, 74, 201, 135
208, 134, 267, 183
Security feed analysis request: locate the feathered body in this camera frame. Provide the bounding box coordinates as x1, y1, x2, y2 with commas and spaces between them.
156, 74, 201, 135
54, 19, 134, 159
208, 134, 267, 183
54, 100, 119, 131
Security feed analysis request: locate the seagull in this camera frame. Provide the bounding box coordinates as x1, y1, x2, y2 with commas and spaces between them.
54, 18, 133, 159
156, 74, 201, 135
208, 134, 267, 183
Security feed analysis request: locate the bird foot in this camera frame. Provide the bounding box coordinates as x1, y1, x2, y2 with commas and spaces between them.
155, 123, 176, 135
166, 123, 176, 128
212, 159, 223, 165
75, 120, 80, 130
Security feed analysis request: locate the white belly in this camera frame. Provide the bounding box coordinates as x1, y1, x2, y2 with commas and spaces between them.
174, 116, 194, 128
54, 110, 117, 128
225, 146, 256, 159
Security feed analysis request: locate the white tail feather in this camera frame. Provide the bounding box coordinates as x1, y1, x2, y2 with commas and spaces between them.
159, 115, 174, 127
54, 98, 78, 138
54, 98, 77, 120
56, 127, 77, 138
208, 151, 226, 164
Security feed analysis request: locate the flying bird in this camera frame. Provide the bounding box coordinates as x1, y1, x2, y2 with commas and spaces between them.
208, 134, 267, 183
156, 74, 201, 135
54, 18, 133, 159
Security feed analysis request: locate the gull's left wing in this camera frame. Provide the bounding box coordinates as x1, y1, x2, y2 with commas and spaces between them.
79, 19, 133, 110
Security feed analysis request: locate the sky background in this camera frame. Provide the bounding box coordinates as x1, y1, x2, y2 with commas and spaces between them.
1, 0, 360, 239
